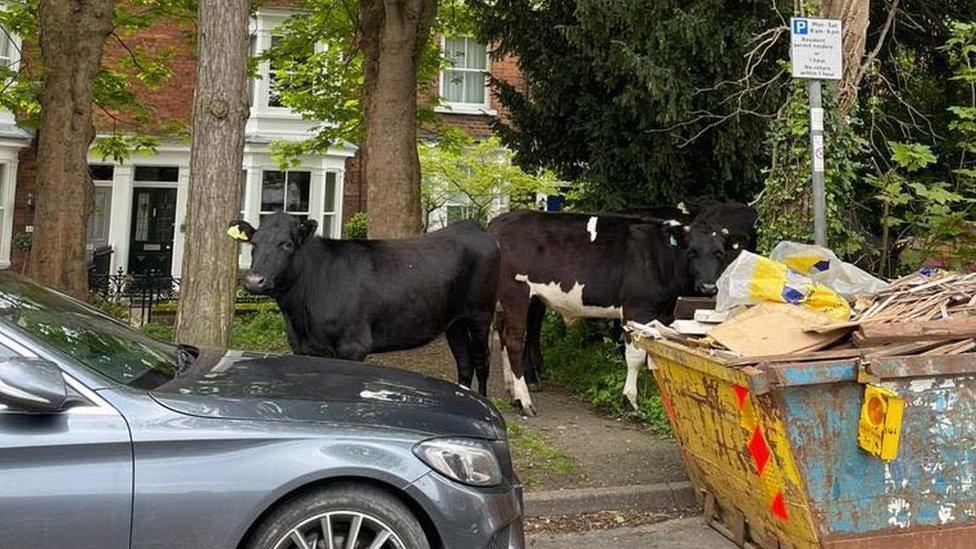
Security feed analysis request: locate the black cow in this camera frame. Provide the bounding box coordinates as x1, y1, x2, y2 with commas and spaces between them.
489, 210, 744, 416
229, 213, 500, 395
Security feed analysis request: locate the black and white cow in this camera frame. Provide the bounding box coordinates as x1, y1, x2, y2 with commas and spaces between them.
228, 213, 500, 395
488, 210, 746, 416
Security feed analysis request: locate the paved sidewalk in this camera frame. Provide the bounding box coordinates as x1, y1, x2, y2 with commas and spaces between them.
526, 517, 733, 548
373, 336, 686, 491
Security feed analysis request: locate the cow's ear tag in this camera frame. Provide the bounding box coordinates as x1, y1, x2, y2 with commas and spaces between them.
227, 225, 249, 242
668, 234, 678, 247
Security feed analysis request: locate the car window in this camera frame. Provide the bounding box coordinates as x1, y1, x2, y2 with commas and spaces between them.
0, 275, 180, 389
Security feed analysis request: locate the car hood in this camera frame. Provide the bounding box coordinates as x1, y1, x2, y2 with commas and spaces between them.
150, 351, 501, 440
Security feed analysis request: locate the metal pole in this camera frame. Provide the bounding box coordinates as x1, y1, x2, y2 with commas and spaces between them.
808, 79, 827, 247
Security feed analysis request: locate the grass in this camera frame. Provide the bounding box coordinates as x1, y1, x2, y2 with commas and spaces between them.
540, 313, 673, 438
502, 415, 580, 489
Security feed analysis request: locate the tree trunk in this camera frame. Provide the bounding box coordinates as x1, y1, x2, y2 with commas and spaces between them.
821, 0, 870, 118
174, 0, 250, 347
361, 0, 437, 238
30, 0, 114, 297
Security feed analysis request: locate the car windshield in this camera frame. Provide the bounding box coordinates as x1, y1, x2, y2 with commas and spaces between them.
0, 273, 181, 389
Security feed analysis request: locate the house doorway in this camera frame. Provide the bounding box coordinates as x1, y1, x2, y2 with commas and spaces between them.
127, 187, 177, 276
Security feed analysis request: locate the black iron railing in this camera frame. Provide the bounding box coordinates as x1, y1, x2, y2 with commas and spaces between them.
89, 268, 268, 325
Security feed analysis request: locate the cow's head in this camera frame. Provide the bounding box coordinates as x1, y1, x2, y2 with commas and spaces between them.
228, 212, 317, 294
683, 222, 734, 296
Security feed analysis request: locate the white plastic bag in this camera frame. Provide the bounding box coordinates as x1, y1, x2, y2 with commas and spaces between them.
770, 241, 888, 301
715, 251, 851, 321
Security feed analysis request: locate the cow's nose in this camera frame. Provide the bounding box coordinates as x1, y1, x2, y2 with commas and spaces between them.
698, 282, 718, 296
244, 273, 267, 292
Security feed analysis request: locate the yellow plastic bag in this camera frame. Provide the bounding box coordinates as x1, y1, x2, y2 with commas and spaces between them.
717, 251, 851, 321
770, 241, 888, 301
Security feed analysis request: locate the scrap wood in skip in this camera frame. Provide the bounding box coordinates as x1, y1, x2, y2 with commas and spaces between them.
646, 269, 976, 365
707, 303, 845, 357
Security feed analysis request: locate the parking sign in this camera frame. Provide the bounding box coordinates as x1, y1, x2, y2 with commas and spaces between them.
790, 18, 842, 80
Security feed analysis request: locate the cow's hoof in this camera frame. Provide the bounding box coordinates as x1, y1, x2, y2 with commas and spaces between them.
517, 402, 538, 418
623, 394, 639, 412
527, 380, 543, 393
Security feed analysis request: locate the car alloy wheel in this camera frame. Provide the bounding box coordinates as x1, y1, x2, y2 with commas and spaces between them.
274, 510, 406, 549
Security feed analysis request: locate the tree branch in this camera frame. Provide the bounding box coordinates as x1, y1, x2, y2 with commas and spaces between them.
859, 0, 900, 80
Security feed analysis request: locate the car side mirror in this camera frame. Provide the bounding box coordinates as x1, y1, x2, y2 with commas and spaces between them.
0, 357, 69, 413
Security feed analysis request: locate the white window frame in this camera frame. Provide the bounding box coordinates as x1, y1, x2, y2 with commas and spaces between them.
0, 26, 22, 126
249, 11, 304, 119
321, 170, 343, 238
0, 27, 13, 68
437, 36, 495, 115
86, 165, 114, 253
259, 169, 312, 220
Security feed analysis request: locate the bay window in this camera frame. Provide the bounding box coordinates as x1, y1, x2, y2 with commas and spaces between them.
261, 169, 310, 222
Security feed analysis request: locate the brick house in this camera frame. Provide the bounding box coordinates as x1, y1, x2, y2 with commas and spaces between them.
1, 6, 521, 278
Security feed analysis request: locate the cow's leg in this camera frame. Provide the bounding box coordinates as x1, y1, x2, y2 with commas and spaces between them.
335, 326, 371, 361
623, 338, 648, 411
335, 340, 369, 361
495, 332, 514, 395
498, 300, 535, 417
466, 312, 493, 397
446, 320, 475, 390
523, 298, 546, 392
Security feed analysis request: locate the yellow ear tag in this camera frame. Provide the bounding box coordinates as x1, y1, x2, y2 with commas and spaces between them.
227, 225, 248, 241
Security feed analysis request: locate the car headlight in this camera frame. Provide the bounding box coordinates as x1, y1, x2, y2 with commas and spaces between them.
413, 438, 502, 487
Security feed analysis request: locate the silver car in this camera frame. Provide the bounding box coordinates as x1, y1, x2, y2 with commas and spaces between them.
0, 273, 524, 548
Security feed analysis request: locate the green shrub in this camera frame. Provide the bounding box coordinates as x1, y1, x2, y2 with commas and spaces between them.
231, 310, 290, 352
142, 308, 289, 353
151, 297, 277, 316
540, 313, 671, 437
88, 293, 131, 323
344, 211, 369, 239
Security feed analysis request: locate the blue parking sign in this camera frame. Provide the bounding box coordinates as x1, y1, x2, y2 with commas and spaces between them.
793, 19, 809, 35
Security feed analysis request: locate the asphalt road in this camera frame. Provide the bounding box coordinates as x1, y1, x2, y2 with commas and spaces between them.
526, 517, 733, 548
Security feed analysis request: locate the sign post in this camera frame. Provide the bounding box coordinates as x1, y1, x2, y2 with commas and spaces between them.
790, 17, 842, 247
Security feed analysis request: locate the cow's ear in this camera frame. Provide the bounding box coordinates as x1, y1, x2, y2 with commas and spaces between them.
669, 225, 689, 248
227, 220, 255, 242
298, 219, 318, 241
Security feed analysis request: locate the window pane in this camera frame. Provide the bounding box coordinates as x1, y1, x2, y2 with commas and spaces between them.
323, 172, 337, 214
89, 164, 114, 182
268, 35, 283, 107
87, 187, 113, 243
134, 192, 150, 241
465, 39, 486, 70
443, 69, 465, 102
464, 72, 485, 104
240, 170, 247, 212
0, 29, 10, 62
134, 166, 179, 182
248, 35, 257, 107
286, 171, 310, 213
445, 37, 466, 67
261, 170, 285, 212
321, 214, 334, 238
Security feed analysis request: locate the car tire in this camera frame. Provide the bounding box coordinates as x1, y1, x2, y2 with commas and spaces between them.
246, 483, 431, 549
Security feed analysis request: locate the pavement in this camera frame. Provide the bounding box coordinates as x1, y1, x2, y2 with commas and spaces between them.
527, 517, 734, 548
372, 336, 687, 491
372, 338, 713, 548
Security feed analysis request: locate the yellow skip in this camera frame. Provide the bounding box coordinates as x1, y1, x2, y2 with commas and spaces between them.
858, 384, 904, 461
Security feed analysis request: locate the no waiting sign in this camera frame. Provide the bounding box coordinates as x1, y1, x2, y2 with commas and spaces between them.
790, 18, 843, 80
